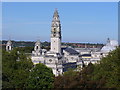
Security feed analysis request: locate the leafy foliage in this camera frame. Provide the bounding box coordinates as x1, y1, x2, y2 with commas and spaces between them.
2, 49, 33, 88
15, 47, 34, 53
2, 48, 54, 89
2, 45, 120, 89
92, 47, 120, 88
25, 63, 54, 89
54, 47, 120, 89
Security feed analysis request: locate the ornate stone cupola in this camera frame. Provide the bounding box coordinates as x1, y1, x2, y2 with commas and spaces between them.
34, 40, 41, 51
6, 40, 12, 51
32, 40, 41, 56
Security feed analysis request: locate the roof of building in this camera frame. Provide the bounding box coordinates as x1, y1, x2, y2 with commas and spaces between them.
80, 54, 91, 57
35, 40, 40, 45
53, 8, 59, 18
62, 62, 76, 66
64, 47, 79, 55
101, 39, 118, 53
6, 40, 12, 45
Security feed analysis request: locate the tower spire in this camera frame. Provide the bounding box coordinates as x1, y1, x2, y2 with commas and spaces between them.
51, 9, 61, 54
53, 8, 59, 17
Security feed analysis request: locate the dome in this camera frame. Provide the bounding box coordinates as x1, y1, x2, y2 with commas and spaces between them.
101, 39, 118, 53
101, 45, 116, 53
109, 40, 118, 47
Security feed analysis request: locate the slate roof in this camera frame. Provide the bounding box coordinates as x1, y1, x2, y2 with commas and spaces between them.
63, 48, 79, 55
81, 54, 91, 57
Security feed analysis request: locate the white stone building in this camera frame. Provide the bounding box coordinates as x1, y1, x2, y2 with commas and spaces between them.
75, 38, 119, 65
31, 9, 81, 76
6, 9, 119, 76
31, 9, 119, 76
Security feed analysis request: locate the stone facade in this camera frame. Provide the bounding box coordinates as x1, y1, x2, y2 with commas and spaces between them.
51, 9, 61, 54
6, 40, 12, 51
31, 9, 118, 76
6, 9, 119, 76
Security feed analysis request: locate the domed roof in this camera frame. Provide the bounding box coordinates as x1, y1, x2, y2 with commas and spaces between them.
101, 39, 118, 53
108, 40, 118, 47
101, 45, 116, 53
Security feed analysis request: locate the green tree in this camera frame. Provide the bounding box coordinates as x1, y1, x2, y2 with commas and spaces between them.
2, 49, 33, 89
15, 47, 34, 53
92, 47, 120, 88
25, 63, 54, 89
54, 47, 120, 89
54, 69, 80, 88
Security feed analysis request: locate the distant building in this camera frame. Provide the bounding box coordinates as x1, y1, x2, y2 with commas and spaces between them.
6, 40, 12, 51
31, 9, 81, 76
6, 9, 119, 76
101, 38, 118, 53
31, 9, 118, 76
76, 38, 118, 65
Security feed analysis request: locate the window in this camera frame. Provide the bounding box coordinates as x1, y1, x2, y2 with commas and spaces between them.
49, 59, 52, 62
36, 46, 38, 49
8, 46, 9, 50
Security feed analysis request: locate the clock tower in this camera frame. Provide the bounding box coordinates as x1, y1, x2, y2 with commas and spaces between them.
51, 9, 61, 54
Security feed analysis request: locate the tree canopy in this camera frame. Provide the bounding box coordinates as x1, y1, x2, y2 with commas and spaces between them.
25, 63, 54, 89
54, 47, 120, 89
2, 46, 120, 89
2, 49, 33, 88
2, 49, 54, 89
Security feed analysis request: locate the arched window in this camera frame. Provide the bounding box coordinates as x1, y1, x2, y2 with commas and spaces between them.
36, 46, 39, 50
8, 46, 9, 50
